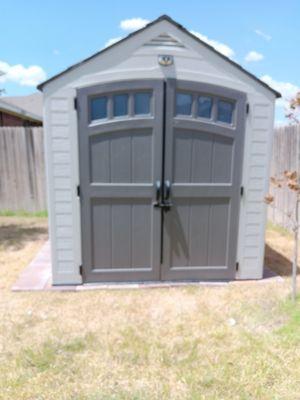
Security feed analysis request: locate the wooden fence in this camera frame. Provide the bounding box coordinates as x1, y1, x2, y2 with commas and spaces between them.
268, 124, 300, 229
0, 127, 46, 212
0, 124, 299, 218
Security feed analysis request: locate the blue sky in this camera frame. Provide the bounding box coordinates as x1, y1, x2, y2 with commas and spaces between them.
0, 0, 299, 123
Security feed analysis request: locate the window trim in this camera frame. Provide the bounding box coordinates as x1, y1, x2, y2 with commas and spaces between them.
89, 89, 154, 125
175, 89, 237, 127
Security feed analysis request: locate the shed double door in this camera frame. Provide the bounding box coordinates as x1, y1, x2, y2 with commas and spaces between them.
77, 79, 246, 282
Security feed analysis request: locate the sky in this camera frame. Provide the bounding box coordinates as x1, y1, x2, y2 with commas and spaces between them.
0, 0, 299, 123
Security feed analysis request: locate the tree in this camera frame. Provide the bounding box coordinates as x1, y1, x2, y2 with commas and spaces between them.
287, 91, 300, 123
266, 90, 300, 301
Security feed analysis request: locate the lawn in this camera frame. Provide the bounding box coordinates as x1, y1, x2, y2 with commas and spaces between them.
0, 217, 300, 399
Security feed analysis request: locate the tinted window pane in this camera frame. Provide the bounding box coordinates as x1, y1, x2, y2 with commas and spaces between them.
217, 100, 234, 123
176, 93, 192, 115
134, 92, 151, 115
91, 96, 107, 120
198, 96, 213, 118
113, 94, 128, 116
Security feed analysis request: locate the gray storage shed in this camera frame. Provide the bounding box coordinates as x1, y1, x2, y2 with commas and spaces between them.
38, 15, 280, 285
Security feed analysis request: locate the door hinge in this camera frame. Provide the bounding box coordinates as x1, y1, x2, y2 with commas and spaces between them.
246, 103, 250, 114
74, 97, 78, 110
79, 265, 83, 275
77, 185, 80, 197
240, 186, 244, 196
236, 262, 239, 271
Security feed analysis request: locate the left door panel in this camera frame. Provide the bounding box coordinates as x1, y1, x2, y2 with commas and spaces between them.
77, 80, 164, 282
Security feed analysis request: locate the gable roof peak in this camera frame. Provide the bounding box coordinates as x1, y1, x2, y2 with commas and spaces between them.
38, 15, 280, 98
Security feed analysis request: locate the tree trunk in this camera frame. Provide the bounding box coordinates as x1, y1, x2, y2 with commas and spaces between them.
292, 129, 300, 301
292, 198, 298, 301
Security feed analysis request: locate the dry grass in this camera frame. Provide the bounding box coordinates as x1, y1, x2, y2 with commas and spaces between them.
0, 217, 300, 399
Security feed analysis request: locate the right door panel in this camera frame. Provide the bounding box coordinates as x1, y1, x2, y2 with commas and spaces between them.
161, 79, 246, 280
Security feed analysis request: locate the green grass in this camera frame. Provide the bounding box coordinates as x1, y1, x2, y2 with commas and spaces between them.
18, 335, 95, 373
267, 220, 291, 238
278, 296, 300, 344
0, 209, 48, 218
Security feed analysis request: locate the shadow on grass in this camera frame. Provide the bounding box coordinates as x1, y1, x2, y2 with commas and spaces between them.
265, 243, 300, 277
0, 224, 48, 251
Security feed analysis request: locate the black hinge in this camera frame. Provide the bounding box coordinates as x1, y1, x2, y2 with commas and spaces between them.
240, 186, 244, 196
77, 185, 80, 197
246, 103, 250, 114
79, 265, 83, 275
74, 97, 78, 110
236, 262, 239, 271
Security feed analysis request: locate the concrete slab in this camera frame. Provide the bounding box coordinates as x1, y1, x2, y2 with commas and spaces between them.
12, 241, 284, 292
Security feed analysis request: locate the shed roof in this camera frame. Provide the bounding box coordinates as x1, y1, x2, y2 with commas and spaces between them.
0, 92, 42, 122
37, 15, 281, 98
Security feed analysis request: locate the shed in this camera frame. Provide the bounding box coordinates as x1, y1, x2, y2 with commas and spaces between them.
38, 15, 280, 285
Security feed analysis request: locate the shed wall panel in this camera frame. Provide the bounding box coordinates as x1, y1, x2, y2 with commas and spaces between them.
236, 100, 273, 279
44, 91, 81, 284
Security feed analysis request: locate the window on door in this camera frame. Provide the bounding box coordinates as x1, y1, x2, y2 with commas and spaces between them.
176, 93, 192, 115
90, 91, 152, 122
175, 91, 235, 125
217, 100, 234, 124
90, 96, 107, 120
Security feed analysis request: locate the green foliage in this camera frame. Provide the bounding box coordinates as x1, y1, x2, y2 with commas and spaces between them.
0, 209, 48, 217
278, 296, 300, 343
266, 221, 291, 238
20, 342, 57, 372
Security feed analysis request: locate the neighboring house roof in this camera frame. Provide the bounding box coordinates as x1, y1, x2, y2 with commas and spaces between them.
0, 93, 42, 123
37, 14, 281, 98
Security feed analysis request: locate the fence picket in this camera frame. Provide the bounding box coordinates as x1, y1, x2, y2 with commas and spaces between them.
268, 124, 300, 229
0, 127, 46, 212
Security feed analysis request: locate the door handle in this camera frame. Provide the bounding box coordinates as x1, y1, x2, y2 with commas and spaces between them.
153, 180, 173, 210
153, 180, 161, 207
163, 180, 173, 211
164, 180, 171, 202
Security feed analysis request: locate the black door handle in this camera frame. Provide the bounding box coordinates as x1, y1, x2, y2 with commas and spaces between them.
163, 180, 173, 211
153, 180, 173, 211
164, 180, 171, 201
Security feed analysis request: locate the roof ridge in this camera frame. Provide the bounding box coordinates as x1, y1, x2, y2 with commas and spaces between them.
37, 14, 281, 98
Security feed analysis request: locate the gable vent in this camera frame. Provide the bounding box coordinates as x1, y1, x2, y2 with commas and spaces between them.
144, 33, 185, 48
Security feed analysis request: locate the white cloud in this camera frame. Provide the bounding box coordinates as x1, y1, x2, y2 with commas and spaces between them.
245, 50, 264, 62
254, 29, 272, 41
0, 61, 46, 86
260, 75, 299, 108
275, 120, 287, 127
120, 18, 149, 31
104, 37, 122, 48
53, 49, 60, 56
190, 30, 235, 59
